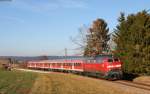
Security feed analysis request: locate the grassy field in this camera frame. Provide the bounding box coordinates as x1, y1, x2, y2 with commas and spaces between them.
0, 69, 147, 94
0, 69, 37, 94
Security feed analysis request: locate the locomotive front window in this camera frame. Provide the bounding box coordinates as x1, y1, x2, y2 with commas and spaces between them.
114, 58, 119, 62
108, 59, 113, 62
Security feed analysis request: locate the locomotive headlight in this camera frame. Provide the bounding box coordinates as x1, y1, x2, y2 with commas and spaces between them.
107, 65, 113, 68
116, 64, 121, 67
107, 64, 121, 68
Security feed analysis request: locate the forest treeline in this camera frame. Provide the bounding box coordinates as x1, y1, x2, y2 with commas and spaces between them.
82, 10, 150, 75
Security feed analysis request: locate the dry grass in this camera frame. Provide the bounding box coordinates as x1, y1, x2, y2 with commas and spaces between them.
1, 68, 149, 94
133, 76, 150, 85
29, 74, 52, 94
0, 69, 37, 94
29, 73, 136, 94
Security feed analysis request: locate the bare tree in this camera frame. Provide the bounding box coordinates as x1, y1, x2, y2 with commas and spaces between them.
71, 19, 110, 56
70, 25, 89, 55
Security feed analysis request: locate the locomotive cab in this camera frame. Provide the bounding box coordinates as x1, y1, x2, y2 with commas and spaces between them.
106, 58, 123, 80
95, 55, 123, 80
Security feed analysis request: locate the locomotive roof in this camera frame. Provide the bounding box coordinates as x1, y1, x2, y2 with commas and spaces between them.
95, 55, 113, 58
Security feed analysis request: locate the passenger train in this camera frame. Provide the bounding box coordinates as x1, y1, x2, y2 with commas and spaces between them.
27, 55, 123, 80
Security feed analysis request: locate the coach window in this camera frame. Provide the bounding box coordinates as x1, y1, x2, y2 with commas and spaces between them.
90, 60, 93, 63
76, 63, 80, 66
93, 60, 96, 63
86, 60, 89, 63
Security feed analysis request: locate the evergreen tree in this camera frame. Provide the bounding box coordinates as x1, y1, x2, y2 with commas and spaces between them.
114, 10, 150, 75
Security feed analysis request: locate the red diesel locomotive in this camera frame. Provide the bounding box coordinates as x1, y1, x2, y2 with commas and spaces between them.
27, 55, 123, 80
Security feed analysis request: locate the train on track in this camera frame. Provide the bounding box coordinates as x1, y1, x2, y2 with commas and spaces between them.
27, 55, 123, 80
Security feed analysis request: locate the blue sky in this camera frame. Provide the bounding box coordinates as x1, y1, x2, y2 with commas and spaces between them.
0, 0, 150, 56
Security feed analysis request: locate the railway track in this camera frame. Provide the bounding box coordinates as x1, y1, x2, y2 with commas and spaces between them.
114, 80, 150, 91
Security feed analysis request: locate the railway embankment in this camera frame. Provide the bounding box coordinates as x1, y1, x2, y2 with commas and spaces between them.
15, 68, 150, 94
0, 68, 149, 94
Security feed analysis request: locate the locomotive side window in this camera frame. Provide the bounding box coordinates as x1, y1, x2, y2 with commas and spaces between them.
96, 58, 103, 63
